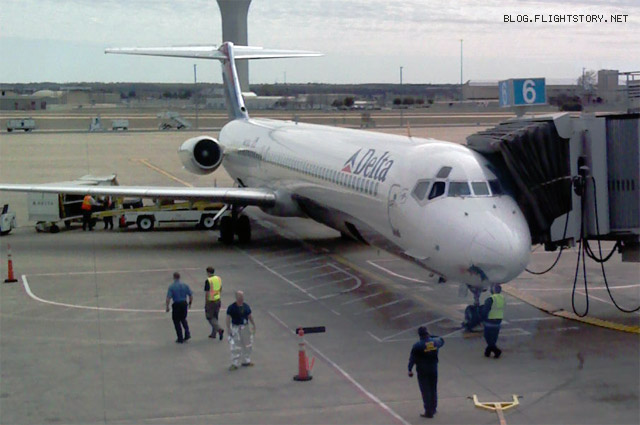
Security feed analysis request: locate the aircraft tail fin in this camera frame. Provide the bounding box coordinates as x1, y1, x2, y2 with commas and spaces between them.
106, 43, 322, 120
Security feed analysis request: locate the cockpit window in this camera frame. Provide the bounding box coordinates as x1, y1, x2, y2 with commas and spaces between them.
436, 166, 452, 178
489, 180, 504, 195
448, 182, 471, 197
428, 181, 446, 200
412, 180, 430, 201
471, 182, 490, 196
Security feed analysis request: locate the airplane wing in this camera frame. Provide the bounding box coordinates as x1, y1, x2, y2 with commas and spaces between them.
0, 184, 276, 207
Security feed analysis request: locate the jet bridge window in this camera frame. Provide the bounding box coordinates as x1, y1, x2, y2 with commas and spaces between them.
412, 180, 431, 201
471, 182, 490, 196
448, 181, 471, 197
428, 181, 446, 200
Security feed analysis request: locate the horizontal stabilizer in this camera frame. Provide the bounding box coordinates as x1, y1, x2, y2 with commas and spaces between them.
105, 45, 322, 61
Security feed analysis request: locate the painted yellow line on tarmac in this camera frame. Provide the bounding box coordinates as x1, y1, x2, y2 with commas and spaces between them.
132, 158, 193, 187
503, 285, 640, 334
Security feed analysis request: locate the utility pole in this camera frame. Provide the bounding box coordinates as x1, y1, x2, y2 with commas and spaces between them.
193, 64, 198, 130
400, 66, 404, 85
460, 39, 464, 102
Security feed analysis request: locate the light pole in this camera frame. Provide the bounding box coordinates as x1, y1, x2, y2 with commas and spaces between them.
460, 39, 464, 102
399, 66, 404, 127
193, 64, 198, 130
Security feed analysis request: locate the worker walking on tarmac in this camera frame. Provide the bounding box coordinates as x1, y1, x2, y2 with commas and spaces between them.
226, 290, 256, 370
483, 284, 505, 358
204, 266, 224, 340
165, 272, 193, 344
408, 326, 444, 419
81, 194, 98, 231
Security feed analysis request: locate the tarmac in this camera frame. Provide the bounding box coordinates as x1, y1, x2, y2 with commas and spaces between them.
1, 122, 639, 424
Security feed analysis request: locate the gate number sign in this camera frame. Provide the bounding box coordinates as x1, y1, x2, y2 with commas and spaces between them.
499, 78, 546, 107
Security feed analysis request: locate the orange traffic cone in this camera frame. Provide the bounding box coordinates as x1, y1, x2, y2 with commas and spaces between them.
293, 329, 313, 381
4, 244, 18, 283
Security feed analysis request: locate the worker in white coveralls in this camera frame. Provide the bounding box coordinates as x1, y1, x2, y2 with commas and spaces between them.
226, 290, 256, 370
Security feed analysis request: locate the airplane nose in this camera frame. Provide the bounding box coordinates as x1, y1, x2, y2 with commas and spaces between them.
469, 211, 531, 283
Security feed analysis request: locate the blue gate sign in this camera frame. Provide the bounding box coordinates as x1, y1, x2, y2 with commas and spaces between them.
499, 78, 546, 107
512, 78, 546, 105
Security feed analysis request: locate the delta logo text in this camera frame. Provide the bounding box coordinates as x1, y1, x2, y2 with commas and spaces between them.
342, 149, 394, 182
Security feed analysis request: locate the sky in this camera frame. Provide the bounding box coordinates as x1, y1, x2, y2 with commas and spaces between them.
0, 0, 638, 85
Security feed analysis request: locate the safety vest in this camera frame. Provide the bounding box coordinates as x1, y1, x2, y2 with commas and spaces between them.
81, 195, 92, 211
207, 276, 222, 302
487, 293, 505, 320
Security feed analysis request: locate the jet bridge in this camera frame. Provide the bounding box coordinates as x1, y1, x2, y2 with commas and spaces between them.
467, 112, 639, 262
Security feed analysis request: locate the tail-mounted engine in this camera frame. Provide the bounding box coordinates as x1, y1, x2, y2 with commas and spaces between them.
178, 136, 224, 175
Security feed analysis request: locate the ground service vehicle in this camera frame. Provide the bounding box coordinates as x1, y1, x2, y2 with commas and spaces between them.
6, 118, 36, 132
0, 204, 16, 235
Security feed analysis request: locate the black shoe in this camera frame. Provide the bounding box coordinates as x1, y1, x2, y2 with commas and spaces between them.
420, 413, 433, 418
176, 339, 184, 344
494, 348, 502, 359
219, 330, 224, 341
209, 334, 216, 339
184, 335, 191, 342
484, 348, 491, 357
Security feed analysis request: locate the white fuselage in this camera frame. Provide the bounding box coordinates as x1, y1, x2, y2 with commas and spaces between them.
219, 118, 531, 288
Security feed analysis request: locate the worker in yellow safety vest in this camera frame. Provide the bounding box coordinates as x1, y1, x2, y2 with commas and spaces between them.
482, 284, 504, 358
204, 266, 224, 340
81, 194, 97, 231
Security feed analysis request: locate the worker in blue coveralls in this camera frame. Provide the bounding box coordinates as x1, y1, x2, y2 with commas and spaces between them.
165, 271, 193, 344
483, 283, 505, 358
408, 326, 445, 418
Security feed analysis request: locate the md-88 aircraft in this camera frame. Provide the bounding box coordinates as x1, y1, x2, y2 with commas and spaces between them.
0, 42, 531, 296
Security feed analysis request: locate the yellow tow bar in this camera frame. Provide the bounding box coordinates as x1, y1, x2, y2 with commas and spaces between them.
471, 394, 520, 425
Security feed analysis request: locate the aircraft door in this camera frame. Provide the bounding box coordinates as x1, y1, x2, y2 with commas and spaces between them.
387, 184, 407, 238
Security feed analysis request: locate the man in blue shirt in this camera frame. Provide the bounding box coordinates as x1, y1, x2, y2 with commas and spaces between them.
226, 290, 256, 370
408, 326, 445, 418
165, 272, 193, 343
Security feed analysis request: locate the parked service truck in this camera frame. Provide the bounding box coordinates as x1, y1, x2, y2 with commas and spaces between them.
118, 200, 224, 231
0, 204, 17, 236
6, 118, 36, 132
111, 119, 129, 131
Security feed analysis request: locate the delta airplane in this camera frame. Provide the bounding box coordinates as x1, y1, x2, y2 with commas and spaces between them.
0, 42, 531, 295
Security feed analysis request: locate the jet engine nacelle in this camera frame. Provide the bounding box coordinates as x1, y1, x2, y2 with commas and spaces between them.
178, 136, 224, 175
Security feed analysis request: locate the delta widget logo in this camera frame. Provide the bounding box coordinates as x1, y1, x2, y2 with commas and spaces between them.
342, 148, 394, 182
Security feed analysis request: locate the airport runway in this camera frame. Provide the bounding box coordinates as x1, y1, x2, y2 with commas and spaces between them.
1, 128, 638, 424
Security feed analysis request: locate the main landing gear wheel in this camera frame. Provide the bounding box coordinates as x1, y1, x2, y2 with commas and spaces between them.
236, 215, 251, 244
219, 216, 234, 245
